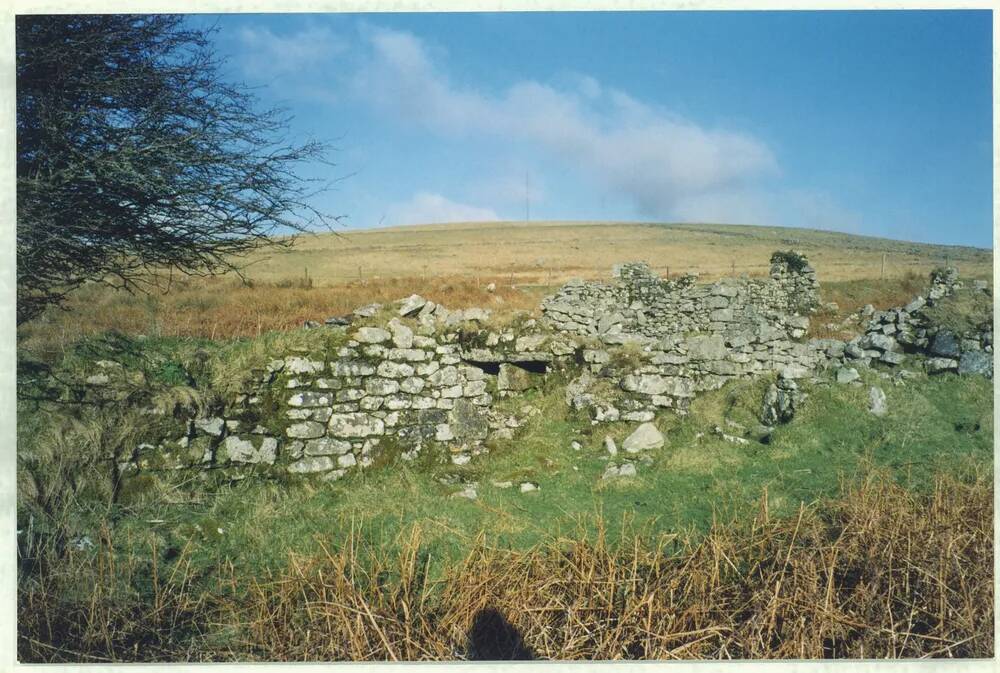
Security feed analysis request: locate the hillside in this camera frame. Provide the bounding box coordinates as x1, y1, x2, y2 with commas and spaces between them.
18, 221, 992, 354
247, 221, 993, 286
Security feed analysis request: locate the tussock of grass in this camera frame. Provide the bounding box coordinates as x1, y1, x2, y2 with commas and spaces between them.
205, 327, 346, 395
921, 288, 993, 336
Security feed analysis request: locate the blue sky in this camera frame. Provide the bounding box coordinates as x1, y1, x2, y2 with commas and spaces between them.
191, 11, 993, 248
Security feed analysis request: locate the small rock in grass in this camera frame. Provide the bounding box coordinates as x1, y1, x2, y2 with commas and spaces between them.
836, 367, 860, 384
602, 462, 637, 480
868, 386, 887, 416
622, 422, 664, 453
519, 482, 539, 493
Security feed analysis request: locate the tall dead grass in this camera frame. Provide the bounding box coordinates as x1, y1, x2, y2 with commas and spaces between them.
18, 274, 547, 357
18, 470, 993, 662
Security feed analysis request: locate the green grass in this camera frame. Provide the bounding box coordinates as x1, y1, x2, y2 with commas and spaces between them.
921, 288, 993, 335
96, 365, 992, 588
18, 326, 348, 400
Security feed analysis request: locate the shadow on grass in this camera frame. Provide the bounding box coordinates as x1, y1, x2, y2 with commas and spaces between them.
467, 607, 535, 660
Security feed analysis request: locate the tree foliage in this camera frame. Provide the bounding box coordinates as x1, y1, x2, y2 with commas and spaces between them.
16, 15, 337, 324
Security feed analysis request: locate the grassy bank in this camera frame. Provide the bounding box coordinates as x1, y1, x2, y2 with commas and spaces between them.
18, 470, 993, 661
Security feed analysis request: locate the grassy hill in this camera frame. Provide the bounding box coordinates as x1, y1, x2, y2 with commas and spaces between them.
17, 221, 993, 355
247, 220, 992, 286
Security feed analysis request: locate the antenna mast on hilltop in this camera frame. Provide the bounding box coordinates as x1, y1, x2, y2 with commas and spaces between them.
525, 171, 531, 223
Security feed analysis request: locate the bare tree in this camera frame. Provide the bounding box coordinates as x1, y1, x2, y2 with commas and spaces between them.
16, 15, 339, 324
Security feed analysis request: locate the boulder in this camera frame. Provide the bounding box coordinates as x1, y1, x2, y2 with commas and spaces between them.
328, 413, 385, 438
622, 374, 669, 395
286, 421, 326, 439
779, 364, 810, 380
398, 294, 427, 317
285, 356, 325, 374
686, 334, 727, 360
331, 360, 376, 376
711, 283, 739, 297
931, 331, 961, 358
868, 386, 887, 416
865, 333, 899, 352
287, 456, 336, 474
602, 462, 637, 480
365, 377, 400, 396
194, 417, 225, 437
221, 436, 277, 465
514, 334, 547, 351
387, 319, 414, 349
836, 367, 860, 384
354, 327, 391, 344
287, 392, 333, 408
498, 363, 537, 392
904, 296, 926, 313
353, 303, 381, 318
761, 381, 801, 425
926, 357, 959, 374
958, 351, 993, 377
304, 437, 352, 456
621, 423, 665, 452
448, 399, 489, 440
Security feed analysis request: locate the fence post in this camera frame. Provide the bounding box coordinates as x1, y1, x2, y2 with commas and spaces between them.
880, 253, 886, 280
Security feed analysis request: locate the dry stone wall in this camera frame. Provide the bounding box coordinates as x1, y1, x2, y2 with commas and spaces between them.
826, 267, 993, 377
541, 252, 819, 340
101, 253, 990, 489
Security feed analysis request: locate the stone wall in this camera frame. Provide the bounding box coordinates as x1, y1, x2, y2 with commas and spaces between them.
98, 255, 989, 489
832, 268, 993, 376
541, 252, 818, 341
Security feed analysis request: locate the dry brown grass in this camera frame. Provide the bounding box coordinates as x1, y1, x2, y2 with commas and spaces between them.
241, 221, 993, 286
809, 271, 932, 340
17, 221, 992, 353
17, 274, 548, 358
18, 470, 993, 662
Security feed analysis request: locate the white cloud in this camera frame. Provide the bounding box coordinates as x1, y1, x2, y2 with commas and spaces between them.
352, 26, 779, 218
672, 187, 863, 232
385, 192, 499, 226
237, 25, 347, 77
